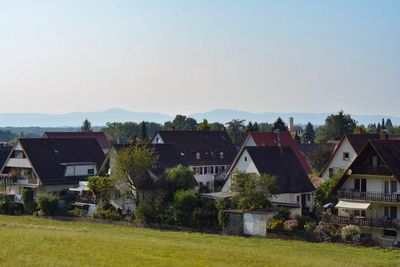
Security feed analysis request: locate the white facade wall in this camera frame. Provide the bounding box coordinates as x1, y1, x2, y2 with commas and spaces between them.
5, 158, 31, 168
321, 138, 357, 179
150, 133, 164, 144
222, 150, 259, 192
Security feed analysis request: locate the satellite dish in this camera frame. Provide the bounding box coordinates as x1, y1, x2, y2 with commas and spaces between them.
347, 169, 352, 175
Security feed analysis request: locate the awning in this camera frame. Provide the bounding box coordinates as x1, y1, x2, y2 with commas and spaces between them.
201, 192, 237, 200
336, 200, 371, 210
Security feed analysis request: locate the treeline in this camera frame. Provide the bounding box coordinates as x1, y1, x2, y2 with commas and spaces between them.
1, 111, 399, 145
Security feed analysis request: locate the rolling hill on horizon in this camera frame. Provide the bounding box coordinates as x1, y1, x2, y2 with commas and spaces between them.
0, 108, 399, 127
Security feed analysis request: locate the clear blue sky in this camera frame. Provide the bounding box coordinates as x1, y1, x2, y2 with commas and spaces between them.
0, 0, 399, 116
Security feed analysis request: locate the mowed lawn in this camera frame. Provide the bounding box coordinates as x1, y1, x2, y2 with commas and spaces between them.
0, 216, 399, 267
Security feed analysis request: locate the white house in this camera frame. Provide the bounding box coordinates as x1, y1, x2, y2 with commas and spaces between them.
222, 146, 315, 214
331, 138, 400, 246
320, 133, 380, 179
0, 138, 105, 201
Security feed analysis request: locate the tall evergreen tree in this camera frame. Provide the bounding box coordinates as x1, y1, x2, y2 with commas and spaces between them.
272, 117, 288, 131
385, 118, 394, 134
139, 121, 147, 140
302, 122, 315, 144
81, 118, 93, 132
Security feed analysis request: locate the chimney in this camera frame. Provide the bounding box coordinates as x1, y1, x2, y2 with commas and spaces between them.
288, 117, 294, 132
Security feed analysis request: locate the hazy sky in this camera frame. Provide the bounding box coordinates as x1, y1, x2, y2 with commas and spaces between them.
0, 1, 399, 116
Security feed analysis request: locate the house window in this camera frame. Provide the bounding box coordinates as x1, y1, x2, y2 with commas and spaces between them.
372, 156, 378, 169
215, 166, 219, 174
210, 166, 214, 174
156, 138, 160, 143
199, 167, 203, 175
222, 166, 225, 171
87, 168, 94, 175
196, 152, 201, 160
343, 152, 350, 161
193, 167, 197, 174
354, 210, 366, 217
329, 168, 334, 178
384, 181, 397, 194
307, 194, 311, 202
384, 229, 397, 237
219, 152, 224, 159
354, 178, 367, 192
296, 196, 300, 203
204, 167, 208, 174
244, 156, 247, 162
384, 206, 397, 219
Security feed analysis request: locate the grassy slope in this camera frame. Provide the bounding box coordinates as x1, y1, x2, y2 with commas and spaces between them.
0, 216, 399, 267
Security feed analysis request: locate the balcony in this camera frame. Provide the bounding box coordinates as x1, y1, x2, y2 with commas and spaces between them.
338, 190, 400, 203
329, 215, 400, 230
14, 177, 38, 185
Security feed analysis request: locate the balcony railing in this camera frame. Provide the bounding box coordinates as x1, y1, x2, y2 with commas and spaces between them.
338, 190, 400, 203
329, 215, 400, 230
14, 177, 38, 185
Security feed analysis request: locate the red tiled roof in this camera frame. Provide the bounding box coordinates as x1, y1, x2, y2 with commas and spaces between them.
43, 132, 111, 151
248, 131, 312, 174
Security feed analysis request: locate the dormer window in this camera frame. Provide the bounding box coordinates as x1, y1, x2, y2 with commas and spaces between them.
372, 156, 378, 169
196, 152, 201, 159
219, 152, 224, 159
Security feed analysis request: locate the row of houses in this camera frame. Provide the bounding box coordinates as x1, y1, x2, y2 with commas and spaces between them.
1, 127, 399, 244
0, 129, 316, 216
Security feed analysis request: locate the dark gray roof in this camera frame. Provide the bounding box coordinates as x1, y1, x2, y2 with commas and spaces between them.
0, 146, 12, 170
112, 143, 184, 176
19, 138, 105, 185
346, 134, 380, 153
155, 130, 237, 166
246, 146, 315, 194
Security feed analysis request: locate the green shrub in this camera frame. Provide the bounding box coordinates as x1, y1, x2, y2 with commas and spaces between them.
93, 209, 123, 221
135, 199, 158, 224
169, 190, 199, 227
35, 194, 59, 216
274, 208, 291, 220
316, 222, 340, 242
304, 221, 316, 232
22, 188, 35, 214
341, 225, 361, 243
0, 194, 10, 214
267, 218, 285, 231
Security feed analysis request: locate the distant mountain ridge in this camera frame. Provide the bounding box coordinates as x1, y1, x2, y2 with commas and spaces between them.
0, 108, 399, 127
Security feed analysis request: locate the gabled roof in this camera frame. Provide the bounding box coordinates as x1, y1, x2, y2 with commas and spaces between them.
246, 146, 315, 193
332, 139, 400, 194
110, 143, 184, 176
153, 130, 237, 165
43, 132, 112, 152
18, 138, 105, 185
152, 144, 185, 175
319, 133, 380, 176
346, 134, 380, 154
247, 131, 311, 173
0, 146, 12, 171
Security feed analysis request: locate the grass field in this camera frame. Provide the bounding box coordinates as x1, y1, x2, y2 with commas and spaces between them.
0, 216, 399, 267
